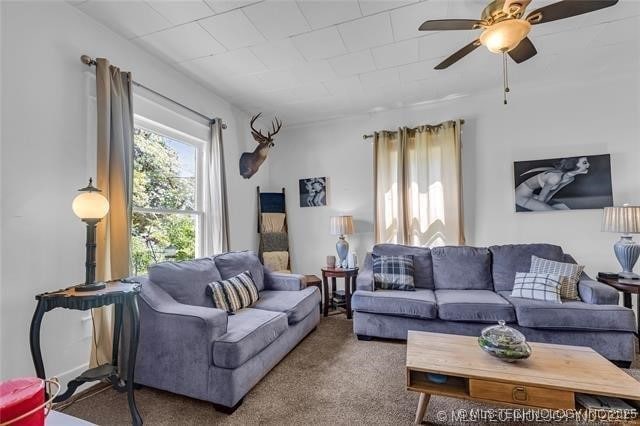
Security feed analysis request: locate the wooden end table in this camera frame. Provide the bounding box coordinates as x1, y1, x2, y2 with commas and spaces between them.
321, 267, 358, 319
30, 281, 142, 425
597, 275, 640, 336
407, 331, 640, 424
303, 274, 322, 311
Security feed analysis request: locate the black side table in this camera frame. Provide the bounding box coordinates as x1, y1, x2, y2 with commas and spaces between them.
29, 281, 142, 425
321, 267, 359, 319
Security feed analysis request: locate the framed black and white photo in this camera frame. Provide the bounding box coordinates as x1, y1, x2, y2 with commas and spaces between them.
299, 177, 327, 207
514, 154, 613, 212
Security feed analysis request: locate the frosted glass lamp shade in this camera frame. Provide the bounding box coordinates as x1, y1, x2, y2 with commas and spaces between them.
330, 216, 354, 236
480, 19, 531, 53
72, 179, 109, 220
602, 206, 640, 234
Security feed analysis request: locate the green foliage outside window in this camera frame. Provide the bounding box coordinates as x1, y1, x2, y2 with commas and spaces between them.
131, 129, 197, 275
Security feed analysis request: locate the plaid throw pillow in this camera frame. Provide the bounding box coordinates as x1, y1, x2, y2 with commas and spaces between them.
529, 255, 584, 300
208, 271, 259, 313
372, 254, 415, 291
511, 272, 562, 303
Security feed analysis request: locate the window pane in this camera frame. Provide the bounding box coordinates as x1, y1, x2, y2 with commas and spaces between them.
133, 128, 196, 210
131, 212, 197, 275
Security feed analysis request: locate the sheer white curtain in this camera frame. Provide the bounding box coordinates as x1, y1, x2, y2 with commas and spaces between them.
204, 118, 230, 255
374, 120, 464, 247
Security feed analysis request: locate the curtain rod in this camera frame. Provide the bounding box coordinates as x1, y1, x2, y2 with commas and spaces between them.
362, 119, 465, 140
80, 55, 227, 129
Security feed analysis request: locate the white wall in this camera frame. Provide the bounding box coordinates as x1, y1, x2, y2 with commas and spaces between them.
269, 72, 640, 289
0, 1, 265, 384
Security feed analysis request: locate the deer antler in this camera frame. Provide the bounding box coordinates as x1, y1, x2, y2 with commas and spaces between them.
250, 113, 283, 143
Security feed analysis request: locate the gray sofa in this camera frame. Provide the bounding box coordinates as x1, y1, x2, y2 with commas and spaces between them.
352, 243, 637, 365
133, 251, 320, 412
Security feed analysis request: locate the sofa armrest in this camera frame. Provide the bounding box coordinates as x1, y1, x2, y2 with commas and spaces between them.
578, 279, 620, 305
356, 253, 374, 291
264, 272, 306, 291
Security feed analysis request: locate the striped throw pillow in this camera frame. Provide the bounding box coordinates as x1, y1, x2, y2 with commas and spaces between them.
529, 255, 584, 300
372, 254, 415, 291
511, 272, 562, 303
208, 271, 259, 313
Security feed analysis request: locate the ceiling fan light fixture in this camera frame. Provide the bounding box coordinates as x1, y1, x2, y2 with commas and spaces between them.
480, 19, 531, 53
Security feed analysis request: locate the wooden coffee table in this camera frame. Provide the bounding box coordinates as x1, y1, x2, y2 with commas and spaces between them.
407, 331, 640, 424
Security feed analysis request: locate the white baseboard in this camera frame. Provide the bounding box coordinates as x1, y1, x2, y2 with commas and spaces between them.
53, 363, 95, 395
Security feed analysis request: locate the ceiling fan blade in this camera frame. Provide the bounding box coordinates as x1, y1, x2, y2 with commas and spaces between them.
526, 0, 618, 24
508, 37, 537, 63
419, 19, 481, 31
434, 40, 481, 70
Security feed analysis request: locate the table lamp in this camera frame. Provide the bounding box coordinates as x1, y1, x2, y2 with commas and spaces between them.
330, 215, 354, 268
602, 205, 640, 279
72, 178, 110, 291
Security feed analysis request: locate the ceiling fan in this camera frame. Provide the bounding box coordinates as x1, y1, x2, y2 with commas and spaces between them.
420, 0, 619, 69
418, 0, 619, 102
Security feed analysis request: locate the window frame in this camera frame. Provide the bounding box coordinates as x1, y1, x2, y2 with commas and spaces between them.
132, 115, 207, 259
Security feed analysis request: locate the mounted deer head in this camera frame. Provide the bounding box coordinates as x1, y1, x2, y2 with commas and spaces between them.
239, 113, 283, 179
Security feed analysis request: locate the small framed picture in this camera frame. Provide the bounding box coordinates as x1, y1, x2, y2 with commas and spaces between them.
299, 177, 327, 207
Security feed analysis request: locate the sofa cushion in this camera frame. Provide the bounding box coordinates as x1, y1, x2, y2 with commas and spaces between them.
351, 289, 437, 319
251, 287, 320, 324
489, 244, 564, 292
372, 244, 434, 289
213, 251, 265, 291
212, 308, 288, 369
499, 291, 636, 332
148, 257, 220, 307
435, 290, 516, 323
431, 246, 493, 290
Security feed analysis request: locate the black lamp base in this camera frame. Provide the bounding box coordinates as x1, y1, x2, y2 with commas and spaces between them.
74, 281, 106, 292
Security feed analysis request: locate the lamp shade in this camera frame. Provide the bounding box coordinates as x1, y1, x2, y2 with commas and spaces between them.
72, 179, 109, 220
602, 205, 640, 234
330, 215, 354, 236
479, 19, 531, 54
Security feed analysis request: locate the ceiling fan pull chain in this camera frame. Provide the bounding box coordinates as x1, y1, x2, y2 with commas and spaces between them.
503, 51, 510, 105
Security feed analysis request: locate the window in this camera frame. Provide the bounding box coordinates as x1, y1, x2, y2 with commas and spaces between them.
131, 124, 204, 275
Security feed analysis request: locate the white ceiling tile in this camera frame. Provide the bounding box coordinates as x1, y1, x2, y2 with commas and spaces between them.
204, 0, 260, 14
591, 16, 640, 47
445, 0, 486, 20
146, 1, 214, 25
297, 0, 362, 29
290, 60, 337, 83
371, 38, 418, 68
397, 58, 440, 81
268, 82, 330, 104
359, 67, 400, 89
182, 48, 267, 78
243, 1, 310, 40
250, 39, 306, 70
328, 50, 376, 76
390, 0, 449, 41
358, 0, 418, 16
338, 13, 393, 51
76, 1, 171, 38
418, 31, 479, 61
291, 27, 348, 60
535, 24, 605, 56
199, 9, 265, 49
137, 23, 225, 62
323, 75, 364, 96
254, 69, 301, 91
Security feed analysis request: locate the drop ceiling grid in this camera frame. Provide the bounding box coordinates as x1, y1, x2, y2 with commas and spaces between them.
71, 0, 640, 123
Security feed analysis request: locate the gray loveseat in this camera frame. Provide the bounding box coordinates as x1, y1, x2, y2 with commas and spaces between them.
133, 251, 320, 412
352, 243, 637, 365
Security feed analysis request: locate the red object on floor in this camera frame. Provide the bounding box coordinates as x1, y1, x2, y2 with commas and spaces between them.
0, 378, 45, 426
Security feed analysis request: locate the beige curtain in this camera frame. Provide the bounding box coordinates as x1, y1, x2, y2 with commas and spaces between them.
204, 118, 230, 255
91, 58, 134, 367
374, 120, 464, 247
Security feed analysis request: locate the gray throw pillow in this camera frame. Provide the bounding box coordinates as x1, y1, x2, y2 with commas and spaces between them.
529, 255, 584, 300
372, 254, 415, 291
511, 272, 562, 304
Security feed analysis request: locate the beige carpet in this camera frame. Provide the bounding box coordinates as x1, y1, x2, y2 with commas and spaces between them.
61, 315, 639, 425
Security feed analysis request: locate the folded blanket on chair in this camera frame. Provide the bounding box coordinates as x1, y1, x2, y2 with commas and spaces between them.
261, 232, 289, 252
261, 213, 286, 233
263, 251, 289, 272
